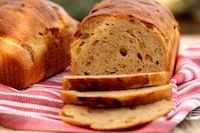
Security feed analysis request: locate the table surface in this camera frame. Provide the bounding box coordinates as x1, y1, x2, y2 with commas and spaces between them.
0, 34, 200, 133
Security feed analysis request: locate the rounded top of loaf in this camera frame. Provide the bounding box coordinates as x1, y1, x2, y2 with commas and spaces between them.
0, 0, 78, 40
75, 0, 178, 43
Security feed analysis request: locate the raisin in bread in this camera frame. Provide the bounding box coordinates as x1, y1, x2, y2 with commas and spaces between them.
61, 84, 171, 107
60, 100, 174, 131
71, 0, 179, 79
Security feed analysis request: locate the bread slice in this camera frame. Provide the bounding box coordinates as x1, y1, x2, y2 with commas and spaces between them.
60, 100, 174, 131
61, 84, 171, 107
71, 0, 179, 79
63, 71, 169, 91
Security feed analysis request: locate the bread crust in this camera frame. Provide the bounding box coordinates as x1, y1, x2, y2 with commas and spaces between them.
61, 84, 172, 107
0, 0, 78, 89
63, 71, 169, 91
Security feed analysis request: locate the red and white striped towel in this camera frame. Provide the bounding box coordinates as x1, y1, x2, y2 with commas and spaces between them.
1, 44, 200, 133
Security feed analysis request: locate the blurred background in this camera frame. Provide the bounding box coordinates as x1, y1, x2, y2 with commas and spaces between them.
51, 0, 200, 34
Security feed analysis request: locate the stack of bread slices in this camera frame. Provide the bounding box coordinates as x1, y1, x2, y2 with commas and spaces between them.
60, 0, 180, 131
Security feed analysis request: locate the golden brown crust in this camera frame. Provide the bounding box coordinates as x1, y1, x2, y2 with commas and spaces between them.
0, 0, 78, 89
63, 71, 169, 91
75, 0, 178, 38
168, 29, 180, 77
61, 84, 172, 107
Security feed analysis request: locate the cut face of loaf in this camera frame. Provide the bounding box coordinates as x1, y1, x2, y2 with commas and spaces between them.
71, 0, 179, 77
61, 84, 172, 107
72, 16, 167, 75
60, 100, 174, 131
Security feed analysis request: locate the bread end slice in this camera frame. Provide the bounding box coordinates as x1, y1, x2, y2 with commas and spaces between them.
60, 100, 174, 131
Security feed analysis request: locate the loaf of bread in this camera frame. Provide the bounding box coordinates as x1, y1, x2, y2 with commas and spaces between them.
71, 0, 179, 79
63, 71, 168, 91
60, 0, 178, 131
0, 0, 78, 89
61, 84, 171, 107
60, 100, 174, 131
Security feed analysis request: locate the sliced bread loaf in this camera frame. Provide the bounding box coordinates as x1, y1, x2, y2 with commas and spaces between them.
63, 71, 169, 91
71, 0, 179, 79
60, 100, 174, 131
61, 84, 171, 107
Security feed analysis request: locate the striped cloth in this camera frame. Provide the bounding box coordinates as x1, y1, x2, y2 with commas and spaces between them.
0, 44, 200, 133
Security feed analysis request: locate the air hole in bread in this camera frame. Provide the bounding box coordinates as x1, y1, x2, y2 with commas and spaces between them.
84, 72, 89, 75
156, 61, 159, 65
128, 15, 134, 18
129, 19, 135, 23
145, 23, 154, 29
110, 71, 116, 74
137, 53, 143, 60
145, 54, 153, 62
137, 68, 142, 72
129, 39, 134, 43
81, 33, 90, 39
21, 3, 26, 7
105, 70, 116, 74
86, 61, 91, 66
79, 42, 85, 46
120, 48, 127, 57
38, 32, 43, 36
173, 26, 176, 29
105, 23, 109, 26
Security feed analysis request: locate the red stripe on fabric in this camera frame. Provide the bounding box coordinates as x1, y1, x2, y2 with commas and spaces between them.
185, 48, 200, 51
191, 59, 200, 67
0, 113, 108, 133
0, 84, 18, 93
21, 90, 60, 99
38, 81, 62, 87
0, 93, 63, 108
177, 79, 200, 91
0, 104, 59, 116
177, 83, 200, 97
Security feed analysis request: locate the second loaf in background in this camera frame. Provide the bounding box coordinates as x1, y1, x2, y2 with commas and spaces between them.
0, 0, 78, 89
